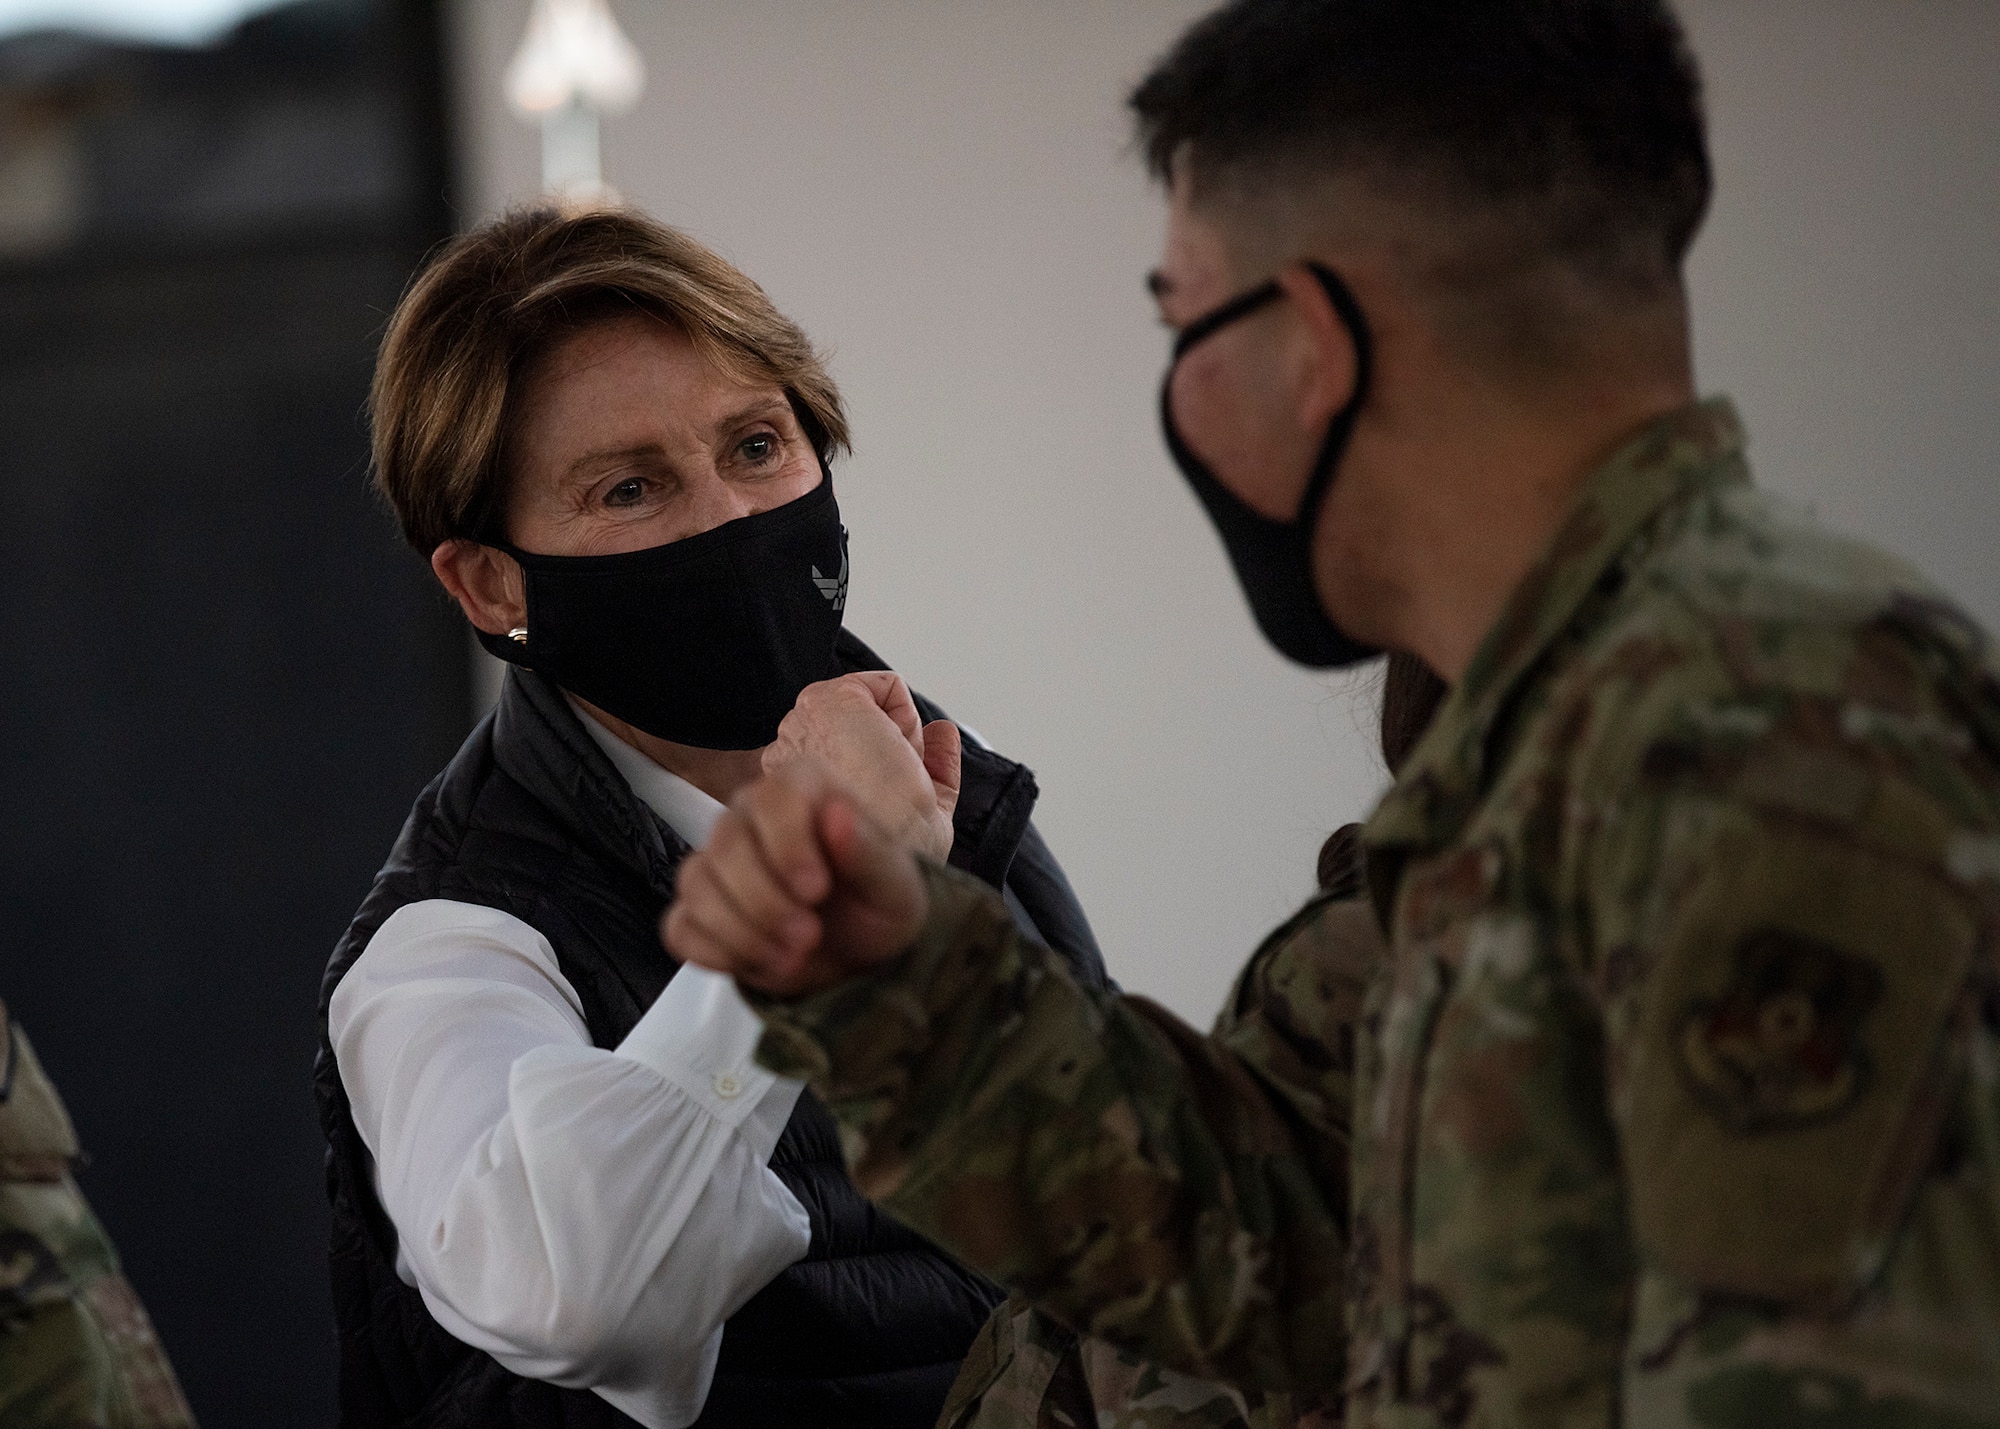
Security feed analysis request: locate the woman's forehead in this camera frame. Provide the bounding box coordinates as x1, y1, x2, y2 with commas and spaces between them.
523, 313, 786, 426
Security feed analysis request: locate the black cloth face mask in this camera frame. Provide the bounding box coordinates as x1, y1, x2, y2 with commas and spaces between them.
476, 469, 848, 750
1160, 263, 1379, 669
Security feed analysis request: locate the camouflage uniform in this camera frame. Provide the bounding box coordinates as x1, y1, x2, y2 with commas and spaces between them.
939, 889, 1383, 1429
942, 1295, 1320, 1429
0, 1001, 196, 1429
750, 399, 2000, 1426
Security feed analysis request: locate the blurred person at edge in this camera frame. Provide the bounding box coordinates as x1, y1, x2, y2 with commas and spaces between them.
942, 653, 1446, 1429
0, 1001, 197, 1428
663, 2, 2000, 1426
313, 206, 1107, 1429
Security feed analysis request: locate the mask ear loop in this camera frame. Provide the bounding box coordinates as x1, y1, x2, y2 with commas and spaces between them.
1157, 263, 1382, 669
1293, 263, 1375, 531
1170, 279, 1282, 361
1158, 280, 1281, 520
463, 527, 537, 669
1163, 266, 1372, 529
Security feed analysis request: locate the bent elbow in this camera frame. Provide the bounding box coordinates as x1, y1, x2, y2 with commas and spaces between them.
505, 1296, 625, 1379
412, 1217, 635, 1381
428, 1269, 634, 1382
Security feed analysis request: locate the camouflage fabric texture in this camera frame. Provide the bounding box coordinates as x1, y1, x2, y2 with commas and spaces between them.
942, 1295, 1339, 1429
0, 1002, 196, 1429
750, 398, 2000, 1427
937, 894, 1381, 1429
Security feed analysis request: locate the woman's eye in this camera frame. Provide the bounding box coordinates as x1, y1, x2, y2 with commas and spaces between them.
604, 477, 648, 508
739, 433, 777, 464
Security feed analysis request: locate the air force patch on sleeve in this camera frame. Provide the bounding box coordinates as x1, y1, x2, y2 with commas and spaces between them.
1624, 812, 1977, 1308
1675, 928, 1883, 1133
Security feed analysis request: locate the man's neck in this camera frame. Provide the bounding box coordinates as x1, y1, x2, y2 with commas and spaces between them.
1387, 377, 1695, 684
573, 697, 766, 805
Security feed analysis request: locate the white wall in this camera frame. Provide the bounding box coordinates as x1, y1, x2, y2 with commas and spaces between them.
1680, 1, 2000, 639
450, 0, 2000, 1024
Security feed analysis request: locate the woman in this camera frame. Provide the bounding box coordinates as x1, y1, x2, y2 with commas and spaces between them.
312, 206, 1105, 1429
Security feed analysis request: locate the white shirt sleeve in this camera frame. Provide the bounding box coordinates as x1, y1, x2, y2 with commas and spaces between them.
329, 898, 812, 1429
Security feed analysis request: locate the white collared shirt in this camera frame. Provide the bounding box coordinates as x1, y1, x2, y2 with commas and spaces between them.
328, 710, 810, 1429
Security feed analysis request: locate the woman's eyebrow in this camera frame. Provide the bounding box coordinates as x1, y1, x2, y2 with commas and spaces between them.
561, 442, 663, 481
712, 396, 793, 434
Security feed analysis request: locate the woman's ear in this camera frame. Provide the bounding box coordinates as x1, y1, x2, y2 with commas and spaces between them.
1275, 262, 1362, 433
430, 540, 525, 636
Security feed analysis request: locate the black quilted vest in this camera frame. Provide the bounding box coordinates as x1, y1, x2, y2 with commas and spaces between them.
312, 632, 1106, 1428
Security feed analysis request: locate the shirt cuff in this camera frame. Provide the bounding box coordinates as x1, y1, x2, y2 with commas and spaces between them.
617, 964, 793, 1133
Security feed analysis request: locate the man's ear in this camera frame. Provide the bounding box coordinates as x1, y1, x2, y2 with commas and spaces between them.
431, 539, 525, 636
1274, 262, 1363, 433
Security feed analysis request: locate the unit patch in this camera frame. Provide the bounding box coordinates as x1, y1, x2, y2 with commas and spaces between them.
0, 1228, 65, 1314
1676, 929, 1883, 1134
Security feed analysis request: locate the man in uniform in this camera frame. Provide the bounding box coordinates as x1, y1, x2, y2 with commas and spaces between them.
663, 1, 2000, 1424
0, 1000, 196, 1428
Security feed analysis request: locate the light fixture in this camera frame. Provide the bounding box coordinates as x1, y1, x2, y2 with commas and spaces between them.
504, 0, 645, 201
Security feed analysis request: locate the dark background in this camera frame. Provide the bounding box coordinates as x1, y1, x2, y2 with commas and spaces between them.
0, 2, 465, 1421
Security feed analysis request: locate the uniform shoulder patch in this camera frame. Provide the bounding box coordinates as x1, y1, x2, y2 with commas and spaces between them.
1675, 927, 1883, 1134
1623, 807, 1979, 1310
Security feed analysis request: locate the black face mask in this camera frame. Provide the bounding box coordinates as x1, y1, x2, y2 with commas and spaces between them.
476, 470, 848, 750
1160, 262, 1379, 669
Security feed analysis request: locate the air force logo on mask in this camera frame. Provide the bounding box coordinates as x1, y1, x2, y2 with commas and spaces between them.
812, 546, 849, 612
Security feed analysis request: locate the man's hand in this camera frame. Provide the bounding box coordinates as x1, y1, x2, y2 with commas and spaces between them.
664, 762, 929, 996
762, 672, 961, 862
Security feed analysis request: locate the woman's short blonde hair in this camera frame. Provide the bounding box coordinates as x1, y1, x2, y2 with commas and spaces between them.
370, 205, 850, 553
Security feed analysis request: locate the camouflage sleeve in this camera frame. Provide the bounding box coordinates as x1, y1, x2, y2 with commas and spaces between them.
1, 1008, 197, 1429
939, 1295, 1337, 1429
750, 864, 1378, 1392
1585, 688, 2000, 1426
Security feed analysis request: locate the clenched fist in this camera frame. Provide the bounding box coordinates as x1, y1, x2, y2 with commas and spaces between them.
762, 671, 961, 862
663, 761, 929, 996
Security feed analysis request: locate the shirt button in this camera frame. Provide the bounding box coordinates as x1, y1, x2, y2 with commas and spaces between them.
712, 1072, 742, 1100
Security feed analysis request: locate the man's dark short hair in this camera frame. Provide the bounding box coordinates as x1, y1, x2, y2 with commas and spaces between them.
1131, 0, 1712, 287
